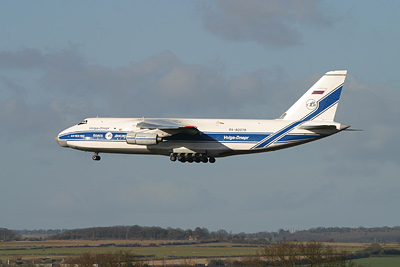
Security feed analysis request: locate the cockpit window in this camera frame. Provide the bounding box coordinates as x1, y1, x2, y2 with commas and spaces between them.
78, 119, 88, 125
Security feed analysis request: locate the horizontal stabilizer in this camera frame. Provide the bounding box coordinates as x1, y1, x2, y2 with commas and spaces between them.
299, 125, 337, 131
298, 123, 350, 133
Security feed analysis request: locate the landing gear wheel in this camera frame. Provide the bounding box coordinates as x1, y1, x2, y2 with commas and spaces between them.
92, 154, 101, 161
170, 153, 177, 162
194, 154, 201, 163
178, 153, 186, 163
209, 157, 216, 163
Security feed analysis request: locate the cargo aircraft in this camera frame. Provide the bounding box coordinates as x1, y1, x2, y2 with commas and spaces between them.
56, 70, 350, 163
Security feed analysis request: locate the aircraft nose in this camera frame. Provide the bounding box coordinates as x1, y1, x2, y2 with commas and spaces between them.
55, 135, 68, 147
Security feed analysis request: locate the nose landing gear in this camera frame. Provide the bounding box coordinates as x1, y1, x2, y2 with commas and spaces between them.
92, 153, 101, 161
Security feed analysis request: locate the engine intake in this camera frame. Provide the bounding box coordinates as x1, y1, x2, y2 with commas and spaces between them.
126, 132, 161, 145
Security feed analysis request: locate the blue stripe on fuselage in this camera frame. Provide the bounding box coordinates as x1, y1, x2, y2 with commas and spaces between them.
164, 132, 269, 143
60, 131, 322, 147
59, 131, 128, 141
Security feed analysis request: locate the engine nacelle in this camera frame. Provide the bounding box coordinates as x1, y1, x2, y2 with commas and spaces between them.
126, 132, 160, 145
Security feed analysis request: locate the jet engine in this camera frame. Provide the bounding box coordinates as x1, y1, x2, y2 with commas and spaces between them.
126, 132, 161, 145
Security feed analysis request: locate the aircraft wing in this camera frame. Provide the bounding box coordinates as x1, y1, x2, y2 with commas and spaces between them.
137, 119, 199, 134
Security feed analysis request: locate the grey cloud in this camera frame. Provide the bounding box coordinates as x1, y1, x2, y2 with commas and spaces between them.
0, 47, 84, 70
1, 75, 27, 95
0, 48, 46, 69
14, 48, 286, 118
199, 0, 332, 47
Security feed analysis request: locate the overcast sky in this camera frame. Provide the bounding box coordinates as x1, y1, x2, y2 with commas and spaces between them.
1, 0, 399, 233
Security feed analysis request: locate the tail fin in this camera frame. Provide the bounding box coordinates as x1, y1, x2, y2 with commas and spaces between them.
280, 70, 347, 121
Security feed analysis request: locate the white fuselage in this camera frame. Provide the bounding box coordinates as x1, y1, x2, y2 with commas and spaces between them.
56, 117, 346, 158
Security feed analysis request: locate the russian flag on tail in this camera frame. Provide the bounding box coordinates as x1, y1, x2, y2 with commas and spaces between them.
312, 89, 325, 94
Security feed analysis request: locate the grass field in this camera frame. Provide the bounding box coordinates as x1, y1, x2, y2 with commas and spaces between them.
352, 257, 400, 267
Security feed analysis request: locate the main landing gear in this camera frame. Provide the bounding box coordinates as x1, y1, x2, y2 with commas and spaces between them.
170, 153, 216, 163
92, 152, 101, 161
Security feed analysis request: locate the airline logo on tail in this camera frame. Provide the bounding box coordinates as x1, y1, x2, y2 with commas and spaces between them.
306, 99, 317, 110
